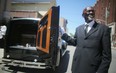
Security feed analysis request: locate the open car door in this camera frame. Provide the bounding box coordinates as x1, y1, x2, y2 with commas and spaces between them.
36, 6, 60, 66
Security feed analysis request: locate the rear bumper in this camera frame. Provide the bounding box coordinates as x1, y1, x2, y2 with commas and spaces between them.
1, 58, 50, 69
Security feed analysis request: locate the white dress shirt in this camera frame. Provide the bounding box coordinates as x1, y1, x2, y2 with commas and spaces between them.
85, 20, 95, 33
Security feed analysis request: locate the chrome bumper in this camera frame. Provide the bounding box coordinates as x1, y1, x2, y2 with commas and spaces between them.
1, 58, 50, 69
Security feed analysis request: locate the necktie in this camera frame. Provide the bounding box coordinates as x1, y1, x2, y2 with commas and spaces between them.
85, 25, 89, 35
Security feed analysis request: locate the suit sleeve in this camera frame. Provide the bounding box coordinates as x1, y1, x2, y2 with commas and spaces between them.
61, 31, 77, 46
97, 27, 112, 73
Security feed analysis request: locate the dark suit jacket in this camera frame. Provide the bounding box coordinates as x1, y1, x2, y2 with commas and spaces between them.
62, 21, 112, 73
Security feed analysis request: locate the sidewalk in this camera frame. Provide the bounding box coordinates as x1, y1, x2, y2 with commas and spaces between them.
112, 47, 116, 50
0, 49, 3, 58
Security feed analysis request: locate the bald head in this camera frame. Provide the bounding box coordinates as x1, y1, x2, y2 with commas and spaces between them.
82, 6, 95, 17
82, 6, 95, 23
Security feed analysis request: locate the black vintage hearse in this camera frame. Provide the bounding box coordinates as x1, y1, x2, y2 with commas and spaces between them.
0, 6, 67, 70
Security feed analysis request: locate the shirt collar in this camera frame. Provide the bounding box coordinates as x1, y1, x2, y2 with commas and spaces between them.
85, 20, 95, 27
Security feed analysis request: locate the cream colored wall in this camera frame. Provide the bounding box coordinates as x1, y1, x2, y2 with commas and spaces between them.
11, 0, 56, 16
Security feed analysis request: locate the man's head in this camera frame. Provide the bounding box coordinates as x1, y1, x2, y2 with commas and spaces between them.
82, 6, 95, 23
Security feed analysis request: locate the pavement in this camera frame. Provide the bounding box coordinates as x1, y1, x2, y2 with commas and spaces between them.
0, 47, 116, 73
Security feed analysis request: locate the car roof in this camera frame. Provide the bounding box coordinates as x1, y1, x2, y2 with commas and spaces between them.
11, 18, 41, 21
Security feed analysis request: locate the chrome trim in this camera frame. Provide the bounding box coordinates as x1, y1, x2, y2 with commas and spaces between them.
2, 58, 50, 69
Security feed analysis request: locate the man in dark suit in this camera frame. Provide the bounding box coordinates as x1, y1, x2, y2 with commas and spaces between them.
61, 6, 111, 73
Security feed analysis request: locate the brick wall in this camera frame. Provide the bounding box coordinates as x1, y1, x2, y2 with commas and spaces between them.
94, 0, 116, 25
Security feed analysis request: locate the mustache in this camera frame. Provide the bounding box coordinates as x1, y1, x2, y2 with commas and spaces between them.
88, 14, 94, 18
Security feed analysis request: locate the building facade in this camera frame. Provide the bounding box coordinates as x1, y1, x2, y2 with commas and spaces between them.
10, 0, 56, 18
0, 0, 57, 24
0, 0, 68, 34
59, 17, 68, 33
94, 0, 116, 47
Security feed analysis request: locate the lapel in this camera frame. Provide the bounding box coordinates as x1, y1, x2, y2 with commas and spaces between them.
85, 21, 98, 39
80, 24, 86, 38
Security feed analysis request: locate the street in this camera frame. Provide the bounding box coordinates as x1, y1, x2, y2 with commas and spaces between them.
0, 46, 116, 73
109, 48, 116, 73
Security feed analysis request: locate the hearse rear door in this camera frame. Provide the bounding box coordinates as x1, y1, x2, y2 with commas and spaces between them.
36, 6, 59, 66
36, 6, 60, 66
36, 6, 59, 54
